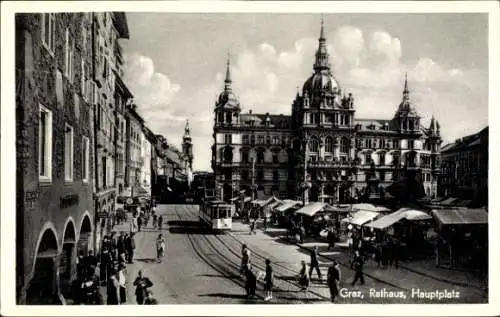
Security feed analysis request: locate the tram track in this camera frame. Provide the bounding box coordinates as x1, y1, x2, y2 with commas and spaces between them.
181, 204, 487, 304
181, 205, 329, 303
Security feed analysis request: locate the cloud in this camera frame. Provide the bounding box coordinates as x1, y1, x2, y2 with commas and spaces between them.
125, 25, 487, 171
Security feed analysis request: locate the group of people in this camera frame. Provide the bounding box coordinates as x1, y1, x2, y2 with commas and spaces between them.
239, 245, 274, 301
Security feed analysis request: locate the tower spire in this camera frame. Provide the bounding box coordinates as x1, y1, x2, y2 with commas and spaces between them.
185, 119, 191, 135
314, 17, 330, 72
224, 52, 232, 92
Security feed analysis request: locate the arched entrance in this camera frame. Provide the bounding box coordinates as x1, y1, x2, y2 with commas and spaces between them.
60, 220, 76, 297
26, 227, 59, 305
223, 183, 232, 202
78, 215, 92, 257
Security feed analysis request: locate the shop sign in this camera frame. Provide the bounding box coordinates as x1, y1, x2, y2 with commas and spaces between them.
60, 194, 79, 209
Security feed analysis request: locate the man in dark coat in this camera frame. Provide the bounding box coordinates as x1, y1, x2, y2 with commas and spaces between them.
327, 260, 341, 302
350, 251, 365, 286
133, 270, 153, 304
126, 232, 136, 264
117, 232, 126, 259
137, 216, 143, 232
244, 264, 257, 298
309, 245, 322, 282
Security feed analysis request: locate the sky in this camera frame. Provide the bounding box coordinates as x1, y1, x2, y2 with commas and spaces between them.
120, 13, 488, 172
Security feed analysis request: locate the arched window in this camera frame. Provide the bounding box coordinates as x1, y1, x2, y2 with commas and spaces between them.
223, 147, 233, 163
325, 137, 334, 153
257, 149, 265, 164
340, 137, 349, 154
241, 149, 249, 163
308, 137, 319, 153
225, 111, 232, 124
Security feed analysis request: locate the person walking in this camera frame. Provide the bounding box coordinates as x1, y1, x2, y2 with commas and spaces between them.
264, 259, 274, 301
327, 260, 341, 302
126, 232, 136, 264
327, 227, 336, 251
106, 268, 120, 305
158, 215, 163, 231
309, 245, 322, 282
117, 263, 127, 304
240, 244, 251, 275
350, 250, 365, 286
156, 234, 166, 263
152, 213, 158, 230
133, 270, 154, 304
137, 215, 143, 232
244, 264, 257, 298
298, 260, 310, 292
249, 219, 256, 235
117, 232, 126, 259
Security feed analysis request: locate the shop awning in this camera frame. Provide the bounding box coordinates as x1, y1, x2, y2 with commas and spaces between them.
243, 197, 252, 203
252, 196, 278, 207
266, 200, 282, 210
230, 197, 239, 202
366, 208, 431, 230
295, 202, 329, 217
351, 203, 390, 213
431, 208, 488, 226
345, 210, 380, 226
275, 200, 301, 213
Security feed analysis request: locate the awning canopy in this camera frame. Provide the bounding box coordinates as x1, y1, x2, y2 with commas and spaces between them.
252, 196, 278, 207
275, 200, 301, 213
295, 202, 330, 217
243, 197, 252, 203
266, 200, 282, 210
351, 203, 390, 213
345, 210, 380, 226
230, 197, 239, 202
432, 208, 488, 226
366, 208, 432, 230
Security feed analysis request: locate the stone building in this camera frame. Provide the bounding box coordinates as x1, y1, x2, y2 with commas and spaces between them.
125, 103, 144, 192
92, 12, 129, 253
439, 126, 488, 206
212, 21, 442, 203
16, 12, 95, 304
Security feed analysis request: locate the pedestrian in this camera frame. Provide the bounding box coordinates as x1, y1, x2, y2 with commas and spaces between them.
158, 215, 163, 231
126, 232, 136, 264
144, 290, 158, 305
99, 249, 112, 284
327, 260, 341, 302
298, 260, 310, 293
152, 213, 158, 229
240, 244, 251, 275
156, 234, 166, 263
117, 263, 127, 304
110, 231, 118, 260
85, 250, 98, 270
309, 245, 322, 282
264, 259, 274, 301
263, 216, 268, 232
137, 215, 143, 232
374, 243, 383, 269
350, 250, 365, 286
299, 224, 305, 244
133, 270, 154, 304
117, 232, 126, 258
327, 228, 336, 251
249, 219, 255, 235
106, 268, 120, 305
245, 264, 257, 298
76, 250, 86, 279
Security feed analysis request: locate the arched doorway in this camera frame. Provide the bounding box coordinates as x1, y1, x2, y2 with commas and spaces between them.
60, 220, 76, 297
222, 183, 232, 202
78, 215, 92, 257
26, 227, 59, 305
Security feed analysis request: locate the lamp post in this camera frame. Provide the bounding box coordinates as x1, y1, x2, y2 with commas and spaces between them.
300, 133, 311, 205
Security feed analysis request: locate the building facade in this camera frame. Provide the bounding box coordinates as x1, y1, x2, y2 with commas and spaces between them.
16, 13, 95, 304
212, 21, 442, 203
114, 75, 133, 196
92, 12, 129, 253
125, 103, 144, 191
140, 126, 153, 195
439, 126, 488, 206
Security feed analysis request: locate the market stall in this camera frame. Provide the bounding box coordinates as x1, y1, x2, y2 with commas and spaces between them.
273, 200, 302, 227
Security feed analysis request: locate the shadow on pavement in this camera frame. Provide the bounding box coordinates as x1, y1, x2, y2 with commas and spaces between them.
136, 258, 157, 263
196, 274, 241, 279
167, 220, 199, 227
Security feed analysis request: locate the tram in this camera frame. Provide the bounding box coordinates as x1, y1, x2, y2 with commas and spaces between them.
199, 197, 233, 232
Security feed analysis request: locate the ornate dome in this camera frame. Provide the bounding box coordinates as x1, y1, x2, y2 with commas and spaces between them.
302, 71, 339, 95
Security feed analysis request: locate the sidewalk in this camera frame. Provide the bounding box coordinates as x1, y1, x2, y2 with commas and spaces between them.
231, 220, 488, 302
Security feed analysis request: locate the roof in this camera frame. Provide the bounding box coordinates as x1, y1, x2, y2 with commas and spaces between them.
165, 149, 181, 165
366, 208, 431, 230
351, 203, 390, 213
275, 200, 301, 212
240, 113, 291, 129
441, 126, 488, 154
251, 196, 277, 207
112, 12, 130, 39
431, 208, 488, 226
344, 210, 380, 226
295, 202, 329, 217
354, 118, 399, 133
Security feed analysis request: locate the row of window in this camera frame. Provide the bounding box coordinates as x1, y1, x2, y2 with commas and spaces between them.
39, 105, 89, 183
305, 112, 351, 126
239, 134, 290, 146
308, 137, 350, 153
240, 170, 281, 182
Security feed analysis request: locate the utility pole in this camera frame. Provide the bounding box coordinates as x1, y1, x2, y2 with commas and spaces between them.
302, 132, 310, 205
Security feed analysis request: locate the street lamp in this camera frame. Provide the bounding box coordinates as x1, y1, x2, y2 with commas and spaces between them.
300, 133, 311, 205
